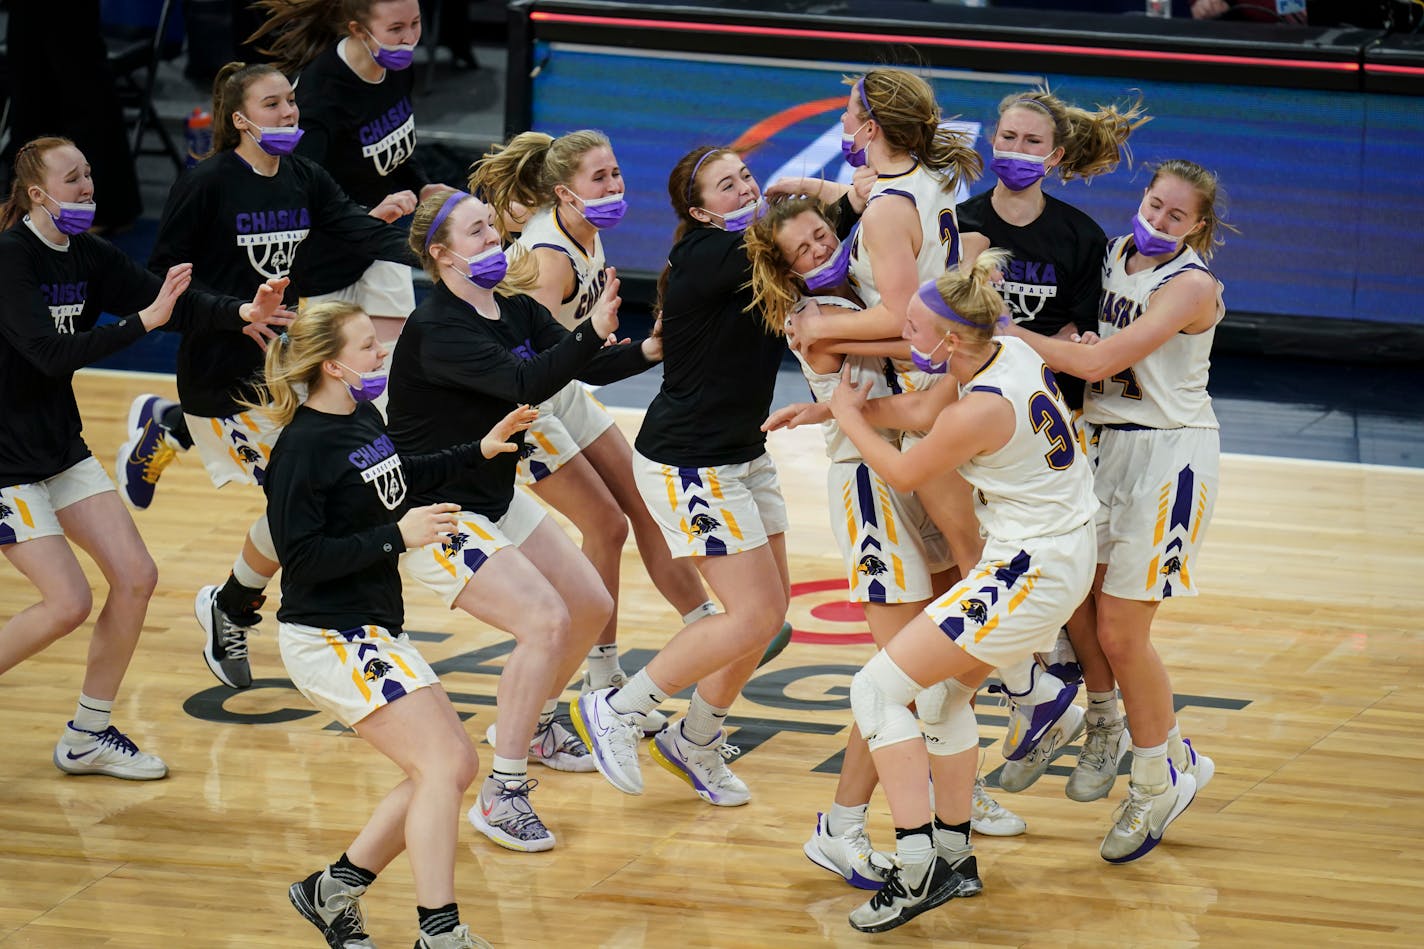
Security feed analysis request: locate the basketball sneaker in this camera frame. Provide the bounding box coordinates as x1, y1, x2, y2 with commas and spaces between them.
115, 394, 180, 510
287, 868, 375, 949
999, 703, 1086, 793
196, 584, 258, 689
484, 717, 595, 773
581, 670, 666, 738
847, 852, 962, 933
415, 925, 495, 948
1100, 764, 1198, 863
1066, 717, 1130, 803
570, 687, 644, 794
803, 812, 892, 890
1178, 737, 1215, 792
650, 721, 750, 806
991, 670, 1079, 762
467, 776, 555, 852
936, 847, 983, 899
53, 722, 168, 780
759, 620, 794, 667
971, 777, 1026, 836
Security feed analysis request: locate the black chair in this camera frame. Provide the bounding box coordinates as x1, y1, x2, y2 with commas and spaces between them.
107, 0, 183, 171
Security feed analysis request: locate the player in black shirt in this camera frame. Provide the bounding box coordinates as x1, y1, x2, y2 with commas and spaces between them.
250, 0, 433, 343
388, 187, 658, 854
260, 300, 524, 949
0, 137, 289, 781
116, 61, 414, 694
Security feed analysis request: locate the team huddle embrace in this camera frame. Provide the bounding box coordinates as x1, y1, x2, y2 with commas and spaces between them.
0, 0, 1231, 944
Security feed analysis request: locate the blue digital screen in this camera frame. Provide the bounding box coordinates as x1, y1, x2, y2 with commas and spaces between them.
529, 43, 1424, 325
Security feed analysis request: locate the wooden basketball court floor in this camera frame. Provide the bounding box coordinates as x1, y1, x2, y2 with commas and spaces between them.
2, 371, 1422, 948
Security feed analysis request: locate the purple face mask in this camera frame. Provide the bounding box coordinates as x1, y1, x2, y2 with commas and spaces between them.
841, 122, 869, 169
573, 192, 627, 230
1132, 212, 1184, 258
336, 362, 389, 403
240, 114, 304, 156
456, 246, 509, 289
801, 236, 852, 292
990, 149, 1050, 192
370, 38, 416, 71
41, 191, 96, 235
909, 339, 949, 375
705, 197, 765, 233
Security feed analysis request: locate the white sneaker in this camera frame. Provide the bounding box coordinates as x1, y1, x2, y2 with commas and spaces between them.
570, 688, 644, 794
416, 924, 495, 948
999, 704, 1086, 793
582, 670, 667, 737
971, 777, 1025, 836
803, 812, 891, 890
1066, 717, 1130, 803
287, 868, 376, 948
53, 723, 168, 780
1178, 737, 1214, 791
650, 722, 750, 806
485, 717, 596, 773
848, 852, 960, 934
1100, 764, 1198, 863
467, 775, 556, 852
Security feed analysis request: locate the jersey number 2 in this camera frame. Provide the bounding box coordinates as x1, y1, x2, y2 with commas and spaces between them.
938, 210, 960, 270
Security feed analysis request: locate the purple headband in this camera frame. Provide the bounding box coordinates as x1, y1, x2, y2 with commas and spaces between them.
1013, 97, 1052, 114
857, 78, 877, 122
916, 278, 980, 328
425, 190, 469, 251
686, 148, 723, 203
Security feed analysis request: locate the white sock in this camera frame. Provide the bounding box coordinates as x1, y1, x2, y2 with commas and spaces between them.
72, 693, 112, 733
681, 691, 730, 746
231, 554, 271, 591
681, 600, 720, 626
1130, 741, 1170, 791
827, 801, 869, 837
1167, 723, 1188, 771
1086, 690, 1120, 726
490, 755, 528, 785
895, 831, 933, 866
538, 699, 559, 728
608, 668, 667, 717
585, 644, 621, 688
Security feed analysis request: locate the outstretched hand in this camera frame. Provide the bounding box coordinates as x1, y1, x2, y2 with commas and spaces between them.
481, 404, 540, 458
241, 277, 295, 329
590, 267, 621, 339
762, 400, 831, 432
139, 263, 193, 331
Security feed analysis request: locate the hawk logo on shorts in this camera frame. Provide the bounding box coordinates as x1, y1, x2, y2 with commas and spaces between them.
961, 599, 989, 625
518, 441, 538, 459
442, 531, 468, 554
0, 501, 12, 519
689, 513, 721, 536
234, 444, 263, 465
857, 554, 888, 577
1160, 556, 1182, 577
362, 657, 394, 681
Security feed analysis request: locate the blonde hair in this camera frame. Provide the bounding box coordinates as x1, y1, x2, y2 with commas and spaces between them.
246, 301, 366, 427
926, 248, 1013, 346
1149, 159, 1237, 261
469, 129, 611, 240
0, 136, 74, 231
210, 62, 284, 154
998, 87, 1150, 182
247, 0, 387, 75
743, 196, 839, 337
406, 187, 539, 295
846, 68, 981, 193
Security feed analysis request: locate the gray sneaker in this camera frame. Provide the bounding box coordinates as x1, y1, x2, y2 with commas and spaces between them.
196, 584, 258, 689
1100, 765, 1197, 863
848, 853, 961, 933
416, 924, 494, 948
1066, 717, 1130, 803
1000, 704, 1086, 793
288, 868, 375, 949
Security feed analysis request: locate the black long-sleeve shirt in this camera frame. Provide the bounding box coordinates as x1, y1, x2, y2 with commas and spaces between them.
386, 283, 654, 520
149, 150, 414, 418
288, 41, 428, 296
0, 221, 247, 486
266, 401, 487, 631
636, 194, 861, 467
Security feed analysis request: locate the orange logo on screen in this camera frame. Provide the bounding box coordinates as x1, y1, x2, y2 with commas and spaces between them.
729, 97, 845, 154
787, 578, 875, 646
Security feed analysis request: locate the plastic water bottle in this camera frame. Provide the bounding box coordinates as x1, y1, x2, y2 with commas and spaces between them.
1146, 0, 1170, 16
185, 109, 213, 168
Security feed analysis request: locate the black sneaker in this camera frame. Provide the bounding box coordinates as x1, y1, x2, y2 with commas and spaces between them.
848, 854, 962, 933
195, 584, 259, 689
288, 869, 375, 949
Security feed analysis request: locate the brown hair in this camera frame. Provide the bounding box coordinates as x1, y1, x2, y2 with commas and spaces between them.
246, 300, 366, 427
469, 129, 611, 241
247, 0, 385, 75
997, 88, 1150, 182
0, 136, 75, 231
407, 187, 538, 295
210, 62, 285, 155
1148, 159, 1237, 261
743, 196, 841, 337
927, 248, 1013, 347
846, 68, 981, 193
654, 145, 740, 317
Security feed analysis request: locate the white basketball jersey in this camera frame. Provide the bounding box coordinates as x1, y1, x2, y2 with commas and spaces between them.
1085, 237, 1223, 430
959, 336, 1097, 542
517, 207, 608, 328
790, 295, 897, 464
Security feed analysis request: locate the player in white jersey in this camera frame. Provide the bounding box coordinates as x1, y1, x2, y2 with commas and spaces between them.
1008, 159, 1228, 863
815, 253, 1097, 932
746, 196, 955, 889
471, 132, 716, 732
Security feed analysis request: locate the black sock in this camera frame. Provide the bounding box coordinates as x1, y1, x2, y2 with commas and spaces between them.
329, 852, 377, 889
158, 404, 193, 449
894, 822, 934, 842
417, 902, 460, 936
933, 818, 972, 839
215, 573, 266, 617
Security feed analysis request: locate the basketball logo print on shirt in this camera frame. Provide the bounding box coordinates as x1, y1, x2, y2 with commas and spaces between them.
349, 433, 407, 510
41, 281, 86, 334
361, 98, 417, 177
1000, 257, 1058, 325
235, 207, 311, 281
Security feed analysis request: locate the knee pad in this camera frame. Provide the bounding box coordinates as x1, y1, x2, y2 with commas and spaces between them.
918, 679, 979, 756
248, 513, 278, 564
850, 652, 924, 752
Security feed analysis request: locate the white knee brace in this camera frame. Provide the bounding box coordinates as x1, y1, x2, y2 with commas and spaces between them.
851, 652, 924, 752
918, 679, 979, 756
248, 513, 278, 564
